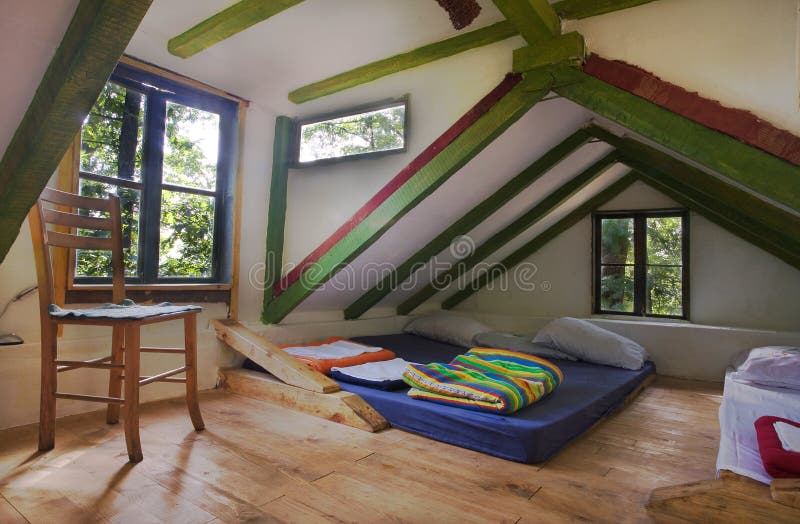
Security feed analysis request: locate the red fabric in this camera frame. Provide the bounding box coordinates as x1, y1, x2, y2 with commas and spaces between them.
275, 73, 523, 295
754, 415, 800, 478
583, 54, 800, 166
280, 337, 396, 375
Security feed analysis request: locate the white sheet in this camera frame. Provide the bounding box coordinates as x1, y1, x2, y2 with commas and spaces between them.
716, 368, 800, 484
282, 340, 383, 359
775, 422, 800, 452
331, 358, 412, 382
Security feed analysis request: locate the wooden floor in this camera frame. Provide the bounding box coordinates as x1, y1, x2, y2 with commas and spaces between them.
0, 376, 724, 523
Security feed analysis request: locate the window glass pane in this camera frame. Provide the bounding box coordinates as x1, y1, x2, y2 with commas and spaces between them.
647, 216, 683, 265
80, 82, 145, 182
75, 179, 141, 278
158, 190, 215, 278
163, 102, 220, 191
647, 266, 683, 316
299, 103, 406, 163
600, 218, 634, 264
600, 265, 634, 312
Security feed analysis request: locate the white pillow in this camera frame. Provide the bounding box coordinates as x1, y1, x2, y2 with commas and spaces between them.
533, 317, 648, 370
473, 332, 576, 361
730, 346, 800, 389
403, 313, 491, 348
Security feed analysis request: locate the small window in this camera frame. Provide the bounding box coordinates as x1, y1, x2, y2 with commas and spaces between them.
593, 210, 689, 319
295, 98, 408, 165
76, 63, 238, 284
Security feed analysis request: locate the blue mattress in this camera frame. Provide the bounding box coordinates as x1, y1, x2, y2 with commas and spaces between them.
344, 334, 656, 463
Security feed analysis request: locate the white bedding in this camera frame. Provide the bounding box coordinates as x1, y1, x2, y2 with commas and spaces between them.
281, 340, 383, 359
716, 368, 800, 484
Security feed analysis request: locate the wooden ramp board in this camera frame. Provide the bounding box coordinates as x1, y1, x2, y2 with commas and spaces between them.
647, 470, 800, 523
771, 479, 800, 509
213, 319, 339, 393
219, 368, 388, 433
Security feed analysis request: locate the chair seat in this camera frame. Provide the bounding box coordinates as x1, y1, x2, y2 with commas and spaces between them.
49, 299, 201, 320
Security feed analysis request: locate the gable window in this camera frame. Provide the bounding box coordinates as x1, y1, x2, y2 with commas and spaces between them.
294, 98, 407, 166
76, 62, 238, 285
593, 210, 689, 319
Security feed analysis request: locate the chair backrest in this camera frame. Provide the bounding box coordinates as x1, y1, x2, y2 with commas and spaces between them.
28, 187, 125, 316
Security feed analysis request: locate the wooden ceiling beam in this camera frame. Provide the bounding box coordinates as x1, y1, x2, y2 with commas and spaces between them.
398, 150, 620, 315
290, 20, 518, 104
168, 0, 305, 58
344, 128, 592, 320
492, 0, 561, 44
553, 68, 800, 212
512, 31, 585, 72
442, 174, 636, 309
552, 0, 660, 20
0, 0, 152, 265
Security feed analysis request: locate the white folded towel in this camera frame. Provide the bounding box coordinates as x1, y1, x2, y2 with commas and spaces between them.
282, 340, 383, 359
774, 421, 800, 452
332, 358, 412, 382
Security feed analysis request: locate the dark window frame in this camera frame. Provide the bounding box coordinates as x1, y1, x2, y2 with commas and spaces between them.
592, 209, 690, 320
74, 62, 239, 286
291, 95, 409, 168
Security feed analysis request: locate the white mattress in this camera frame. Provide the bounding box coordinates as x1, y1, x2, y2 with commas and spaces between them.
716, 368, 800, 484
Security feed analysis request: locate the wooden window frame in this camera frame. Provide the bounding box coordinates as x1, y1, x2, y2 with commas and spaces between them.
592, 209, 690, 320
291, 95, 409, 168
60, 56, 249, 310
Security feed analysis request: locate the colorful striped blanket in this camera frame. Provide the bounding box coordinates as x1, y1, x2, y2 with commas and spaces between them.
402, 348, 563, 414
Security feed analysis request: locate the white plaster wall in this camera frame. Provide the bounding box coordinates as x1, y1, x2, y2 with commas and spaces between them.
566, 0, 800, 133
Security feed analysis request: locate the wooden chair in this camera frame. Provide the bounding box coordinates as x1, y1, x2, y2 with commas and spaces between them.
28, 187, 204, 462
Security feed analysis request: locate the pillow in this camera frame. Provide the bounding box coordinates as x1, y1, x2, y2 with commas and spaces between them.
533, 317, 648, 370
403, 313, 491, 348
731, 346, 800, 389
473, 331, 576, 361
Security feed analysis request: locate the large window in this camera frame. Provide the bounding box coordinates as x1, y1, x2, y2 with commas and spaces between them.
593, 210, 689, 319
294, 98, 407, 166
76, 63, 238, 284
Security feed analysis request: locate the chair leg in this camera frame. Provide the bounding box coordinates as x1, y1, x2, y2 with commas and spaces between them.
184, 314, 204, 431
123, 324, 143, 462
38, 323, 58, 451
106, 325, 125, 424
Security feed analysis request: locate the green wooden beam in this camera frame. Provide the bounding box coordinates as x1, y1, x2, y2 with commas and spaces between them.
585, 124, 800, 251
262, 116, 293, 310
168, 0, 304, 58
398, 150, 620, 315
552, 0, 660, 20
289, 21, 518, 104
261, 71, 555, 324
442, 174, 636, 309
344, 128, 592, 319
630, 170, 800, 270
553, 69, 800, 212
492, 0, 561, 44
0, 0, 152, 265
512, 32, 585, 73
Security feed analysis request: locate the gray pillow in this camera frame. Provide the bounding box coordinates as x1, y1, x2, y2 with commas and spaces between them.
403, 313, 491, 348
533, 317, 648, 370
473, 332, 576, 361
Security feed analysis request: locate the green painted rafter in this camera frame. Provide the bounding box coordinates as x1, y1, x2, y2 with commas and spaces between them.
262, 116, 293, 308
344, 128, 592, 319
512, 32, 586, 73
290, 21, 519, 104
397, 150, 620, 315
261, 71, 556, 324
0, 0, 152, 265
553, 69, 800, 212
169, 0, 305, 58
492, 0, 561, 44
443, 174, 636, 309
552, 0, 660, 20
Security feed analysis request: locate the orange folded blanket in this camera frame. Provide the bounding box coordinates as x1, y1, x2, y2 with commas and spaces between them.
280, 337, 396, 374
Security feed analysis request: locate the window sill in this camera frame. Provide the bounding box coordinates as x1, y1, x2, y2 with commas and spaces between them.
66, 284, 231, 304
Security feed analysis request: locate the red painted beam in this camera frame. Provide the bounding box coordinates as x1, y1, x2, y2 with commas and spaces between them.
583, 54, 800, 166
275, 72, 523, 295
